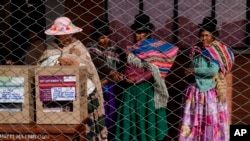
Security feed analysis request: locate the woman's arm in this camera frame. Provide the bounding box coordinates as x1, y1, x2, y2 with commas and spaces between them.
194, 60, 220, 77
90, 51, 123, 82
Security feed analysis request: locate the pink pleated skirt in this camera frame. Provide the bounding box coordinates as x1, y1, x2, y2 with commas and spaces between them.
179, 84, 229, 141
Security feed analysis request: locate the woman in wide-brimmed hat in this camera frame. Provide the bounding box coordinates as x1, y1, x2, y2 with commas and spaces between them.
39, 16, 108, 141
87, 18, 125, 140
115, 14, 179, 141
179, 17, 234, 141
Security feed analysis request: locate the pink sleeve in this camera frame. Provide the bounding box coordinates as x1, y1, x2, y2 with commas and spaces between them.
124, 64, 152, 83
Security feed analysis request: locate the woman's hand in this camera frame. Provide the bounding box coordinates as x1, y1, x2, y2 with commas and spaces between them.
58, 58, 80, 66
109, 70, 124, 82
185, 68, 194, 76
5, 60, 14, 65
125, 77, 136, 83
101, 79, 109, 86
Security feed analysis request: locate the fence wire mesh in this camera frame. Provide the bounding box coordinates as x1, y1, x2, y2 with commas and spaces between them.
0, 0, 249, 141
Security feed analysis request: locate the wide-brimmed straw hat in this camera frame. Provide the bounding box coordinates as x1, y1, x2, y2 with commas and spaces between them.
45, 17, 82, 35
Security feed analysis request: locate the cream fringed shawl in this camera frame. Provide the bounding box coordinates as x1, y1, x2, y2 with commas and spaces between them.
39, 39, 108, 140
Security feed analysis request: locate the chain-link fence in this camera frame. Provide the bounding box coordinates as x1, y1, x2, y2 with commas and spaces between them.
0, 0, 249, 141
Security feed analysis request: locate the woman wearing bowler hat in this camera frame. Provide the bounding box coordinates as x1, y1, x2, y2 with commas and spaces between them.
87, 18, 125, 141
115, 14, 179, 141
179, 17, 234, 141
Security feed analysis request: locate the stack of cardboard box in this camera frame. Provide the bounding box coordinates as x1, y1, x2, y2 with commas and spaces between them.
35, 66, 88, 124
0, 66, 88, 124
0, 66, 34, 124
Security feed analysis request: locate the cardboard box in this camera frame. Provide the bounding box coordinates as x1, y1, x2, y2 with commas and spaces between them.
35, 66, 88, 124
0, 66, 34, 124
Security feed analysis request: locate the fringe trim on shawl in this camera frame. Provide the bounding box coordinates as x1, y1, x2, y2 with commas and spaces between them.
128, 53, 169, 108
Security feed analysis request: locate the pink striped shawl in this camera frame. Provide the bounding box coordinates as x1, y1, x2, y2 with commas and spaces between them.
129, 38, 179, 78
191, 40, 234, 74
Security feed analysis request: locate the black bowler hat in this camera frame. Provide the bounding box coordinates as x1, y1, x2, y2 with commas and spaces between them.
198, 16, 218, 36
91, 19, 112, 41
130, 14, 154, 32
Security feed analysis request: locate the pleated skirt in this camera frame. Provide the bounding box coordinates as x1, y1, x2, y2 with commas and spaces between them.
179, 84, 229, 141
115, 81, 168, 141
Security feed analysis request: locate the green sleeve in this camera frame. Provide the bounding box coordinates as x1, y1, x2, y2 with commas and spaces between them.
194, 60, 219, 77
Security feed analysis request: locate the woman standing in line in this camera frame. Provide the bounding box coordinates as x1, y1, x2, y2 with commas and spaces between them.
115, 14, 179, 141
87, 18, 125, 141
179, 17, 234, 141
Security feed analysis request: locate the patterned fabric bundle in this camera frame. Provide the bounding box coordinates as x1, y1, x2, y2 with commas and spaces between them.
191, 40, 234, 74
128, 38, 178, 108
129, 38, 179, 78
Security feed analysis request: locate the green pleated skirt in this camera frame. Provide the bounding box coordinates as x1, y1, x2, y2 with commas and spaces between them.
115, 81, 168, 141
